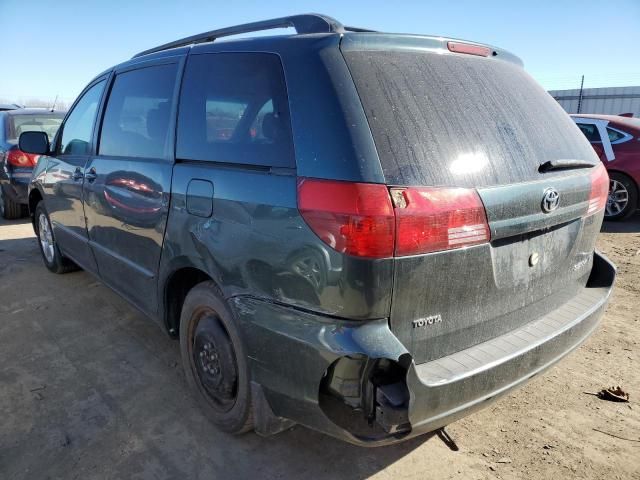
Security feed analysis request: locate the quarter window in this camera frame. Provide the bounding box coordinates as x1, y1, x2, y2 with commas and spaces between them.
607, 128, 627, 143
176, 53, 294, 168
99, 63, 178, 159
59, 80, 105, 155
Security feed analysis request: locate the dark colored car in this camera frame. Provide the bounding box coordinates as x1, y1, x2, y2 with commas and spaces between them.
0, 103, 24, 111
0, 109, 64, 218
571, 114, 640, 220
22, 14, 615, 446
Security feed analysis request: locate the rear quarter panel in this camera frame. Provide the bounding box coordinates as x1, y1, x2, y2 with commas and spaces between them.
159, 163, 394, 323
158, 37, 395, 327
609, 130, 640, 188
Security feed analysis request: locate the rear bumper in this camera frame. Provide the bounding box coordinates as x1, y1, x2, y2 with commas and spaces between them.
231, 251, 615, 446
407, 251, 615, 435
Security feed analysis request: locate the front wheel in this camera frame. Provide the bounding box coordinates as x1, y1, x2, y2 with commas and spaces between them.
34, 202, 78, 274
179, 281, 254, 434
605, 172, 638, 221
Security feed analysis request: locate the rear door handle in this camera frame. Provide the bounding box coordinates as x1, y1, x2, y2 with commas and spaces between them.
85, 167, 97, 182
72, 168, 84, 181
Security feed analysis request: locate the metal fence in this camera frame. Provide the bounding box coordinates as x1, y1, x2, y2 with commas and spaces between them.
548, 86, 640, 116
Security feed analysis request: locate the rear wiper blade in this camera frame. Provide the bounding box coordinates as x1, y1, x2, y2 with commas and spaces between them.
538, 159, 597, 173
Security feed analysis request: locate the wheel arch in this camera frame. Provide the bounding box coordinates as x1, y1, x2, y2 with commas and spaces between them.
28, 186, 44, 225
605, 169, 639, 219
607, 169, 639, 190
161, 261, 218, 337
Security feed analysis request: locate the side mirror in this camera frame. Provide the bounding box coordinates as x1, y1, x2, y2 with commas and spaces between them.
19, 131, 50, 155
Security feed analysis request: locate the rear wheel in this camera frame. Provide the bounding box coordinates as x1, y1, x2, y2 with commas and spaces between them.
605, 172, 638, 221
179, 281, 254, 433
0, 187, 23, 220
34, 202, 78, 274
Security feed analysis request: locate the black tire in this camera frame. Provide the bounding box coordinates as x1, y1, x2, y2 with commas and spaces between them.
179, 281, 254, 434
0, 187, 23, 220
606, 172, 638, 221
34, 202, 78, 274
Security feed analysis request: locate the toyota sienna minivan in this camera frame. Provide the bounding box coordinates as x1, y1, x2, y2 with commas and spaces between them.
20, 14, 616, 445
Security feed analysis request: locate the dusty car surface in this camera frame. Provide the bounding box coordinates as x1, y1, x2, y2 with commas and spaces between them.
21, 14, 615, 446
571, 114, 640, 220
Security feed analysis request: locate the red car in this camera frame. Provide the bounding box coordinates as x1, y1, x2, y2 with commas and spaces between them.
572, 114, 640, 220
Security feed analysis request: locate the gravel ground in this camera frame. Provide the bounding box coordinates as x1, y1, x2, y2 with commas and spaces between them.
0, 215, 638, 480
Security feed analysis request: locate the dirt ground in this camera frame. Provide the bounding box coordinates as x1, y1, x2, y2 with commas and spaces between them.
0, 214, 638, 480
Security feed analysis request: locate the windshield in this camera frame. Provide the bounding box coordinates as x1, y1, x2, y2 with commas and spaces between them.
8, 113, 64, 142
343, 50, 597, 187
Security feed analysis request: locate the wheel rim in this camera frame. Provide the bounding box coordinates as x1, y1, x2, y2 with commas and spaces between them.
191, 314, 238, 412
606, 179, 629, 217
38, 213, 55, 263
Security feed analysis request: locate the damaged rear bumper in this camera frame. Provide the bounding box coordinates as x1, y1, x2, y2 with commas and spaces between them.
230, 251, 615, 446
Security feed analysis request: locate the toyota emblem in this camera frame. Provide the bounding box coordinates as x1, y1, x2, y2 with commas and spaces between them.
541, 188, 560, 213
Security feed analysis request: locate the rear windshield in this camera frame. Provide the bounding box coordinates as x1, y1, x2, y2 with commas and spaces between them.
7, 113, 64, 142
343, 50, 596, 187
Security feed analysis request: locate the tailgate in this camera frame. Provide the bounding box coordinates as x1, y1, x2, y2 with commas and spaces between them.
342, 37, 605, 363
390, 173, 602, 363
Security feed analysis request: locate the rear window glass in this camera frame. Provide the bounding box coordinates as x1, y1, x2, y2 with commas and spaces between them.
8, 114, 64, 142
176, 53, 295, 168
344, 50, 596, 187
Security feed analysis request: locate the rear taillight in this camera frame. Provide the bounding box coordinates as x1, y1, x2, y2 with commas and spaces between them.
391, 187, 490, 256
297, 178, 395, 258
7, 147, 38, 167
587, 163, 609, 216
297, 179, 491, 258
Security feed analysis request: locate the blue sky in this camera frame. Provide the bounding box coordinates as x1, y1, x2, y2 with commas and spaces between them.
1, 0, 639, 104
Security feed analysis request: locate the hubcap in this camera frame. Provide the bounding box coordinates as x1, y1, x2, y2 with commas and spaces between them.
192, 315, 237, 411
38, 213, 55, 263
605, 179, 629, 217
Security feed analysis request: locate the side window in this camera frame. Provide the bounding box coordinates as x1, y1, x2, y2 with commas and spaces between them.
249, 100, 276, 142
176, 53, 295, 168
59, 80, 105, 155
576, 123, 602, 143
607, 128, 626, 143
205, 99, 248, 141
99, 63, 178, 159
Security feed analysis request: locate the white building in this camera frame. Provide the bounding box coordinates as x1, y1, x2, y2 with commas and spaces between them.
548, 86, 640, 117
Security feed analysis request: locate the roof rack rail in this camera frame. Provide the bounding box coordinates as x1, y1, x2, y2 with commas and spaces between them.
133, 13, 375, 59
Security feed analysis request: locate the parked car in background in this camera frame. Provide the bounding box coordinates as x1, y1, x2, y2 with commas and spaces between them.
0, 103, 24, 111
571, 114, 640, 220
21, 14, 615, 445
0, 109, 65, 218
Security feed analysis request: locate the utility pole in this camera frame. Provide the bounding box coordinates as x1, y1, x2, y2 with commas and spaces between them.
576, 75, 584, 114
